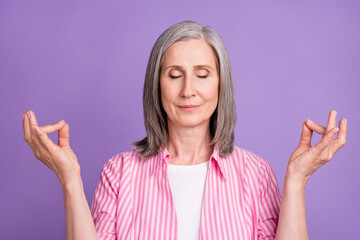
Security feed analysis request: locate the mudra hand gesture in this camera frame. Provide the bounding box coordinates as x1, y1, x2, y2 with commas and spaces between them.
287, 110, 347, 183
22, 110, 80, 186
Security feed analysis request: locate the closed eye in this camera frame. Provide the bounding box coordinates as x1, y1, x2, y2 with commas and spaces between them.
169, 75, 208, 79
170, 75, 182, 79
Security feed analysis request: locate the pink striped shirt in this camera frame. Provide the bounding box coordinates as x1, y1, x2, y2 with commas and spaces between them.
90, 146, 281, 240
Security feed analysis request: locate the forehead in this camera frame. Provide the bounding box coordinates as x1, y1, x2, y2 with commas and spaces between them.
161, 38, 217, 67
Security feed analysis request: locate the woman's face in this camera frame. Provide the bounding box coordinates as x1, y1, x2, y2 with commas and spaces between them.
160, 38, 219, 129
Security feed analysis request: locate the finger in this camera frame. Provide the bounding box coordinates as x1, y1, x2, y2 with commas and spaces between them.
305, 119, 326, 135
326, 110, 337, 133
58, 123, 70, 147
298, 121, 313, 147
40, 120, 66, 134
27, 110, 39, 127
311, 126, 339, 156
332, 118, 347, 153
23, 113, 31, 143
32, 125, 55, 150
27, 110, 42, 145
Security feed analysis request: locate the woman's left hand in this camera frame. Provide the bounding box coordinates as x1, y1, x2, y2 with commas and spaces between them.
286, 110, 347, 184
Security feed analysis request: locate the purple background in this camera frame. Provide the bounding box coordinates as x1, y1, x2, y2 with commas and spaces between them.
1, 1, 359, 239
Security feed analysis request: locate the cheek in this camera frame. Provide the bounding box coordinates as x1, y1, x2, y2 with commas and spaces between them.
160, 87, 169, 104
200, 82, 219, 104
161, 78, 181, 98
160, 82, 176, 110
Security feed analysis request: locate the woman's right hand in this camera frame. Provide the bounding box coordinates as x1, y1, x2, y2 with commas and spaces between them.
22, 110, 81, 186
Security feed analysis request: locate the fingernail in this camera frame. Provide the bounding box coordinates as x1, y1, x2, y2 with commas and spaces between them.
27, 111, 31, 119
58, 120, 64, 124
307, 119, 313, 124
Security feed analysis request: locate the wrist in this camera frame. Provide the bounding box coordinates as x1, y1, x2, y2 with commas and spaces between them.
60, 173, 83, 192
284, 170, 309, 189
58, 164, 81, 186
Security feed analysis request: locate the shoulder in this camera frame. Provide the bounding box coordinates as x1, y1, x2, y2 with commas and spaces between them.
229, 146, 270, 167
227, 146, 275, 179
100, 149, 142, 173
97, 149, 144, 189
105, 148, 143, 164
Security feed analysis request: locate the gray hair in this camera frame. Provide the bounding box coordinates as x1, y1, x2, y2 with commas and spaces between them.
132, 20, 236, 158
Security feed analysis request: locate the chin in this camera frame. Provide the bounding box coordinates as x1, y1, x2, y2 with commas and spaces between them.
176, 118, 210, 128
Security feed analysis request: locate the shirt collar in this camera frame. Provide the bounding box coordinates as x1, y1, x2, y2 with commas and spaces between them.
150, 145, 228, 181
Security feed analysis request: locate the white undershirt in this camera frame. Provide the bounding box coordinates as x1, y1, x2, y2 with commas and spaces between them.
167, 160, 210, 240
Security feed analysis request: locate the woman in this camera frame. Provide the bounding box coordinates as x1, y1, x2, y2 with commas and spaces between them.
22, 21, 347, 240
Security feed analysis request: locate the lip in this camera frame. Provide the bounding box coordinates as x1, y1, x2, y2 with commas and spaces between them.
178, 105, 201, 112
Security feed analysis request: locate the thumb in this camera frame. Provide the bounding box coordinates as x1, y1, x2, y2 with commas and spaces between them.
58, 123, 70, 147
298, 121, 313, 147
40, 120, 66, 134
310, 126, 339, 156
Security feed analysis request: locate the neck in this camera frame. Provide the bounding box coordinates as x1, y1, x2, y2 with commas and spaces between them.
166, 120, 213, 165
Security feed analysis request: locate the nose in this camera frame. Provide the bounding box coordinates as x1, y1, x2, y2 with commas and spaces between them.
180, 74, 196, 98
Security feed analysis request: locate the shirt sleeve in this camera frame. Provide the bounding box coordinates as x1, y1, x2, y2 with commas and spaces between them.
90, 154, 123, 240
257, 158, 281, 240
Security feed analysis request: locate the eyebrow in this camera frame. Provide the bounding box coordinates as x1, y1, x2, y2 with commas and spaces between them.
164, 64, 213, 71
